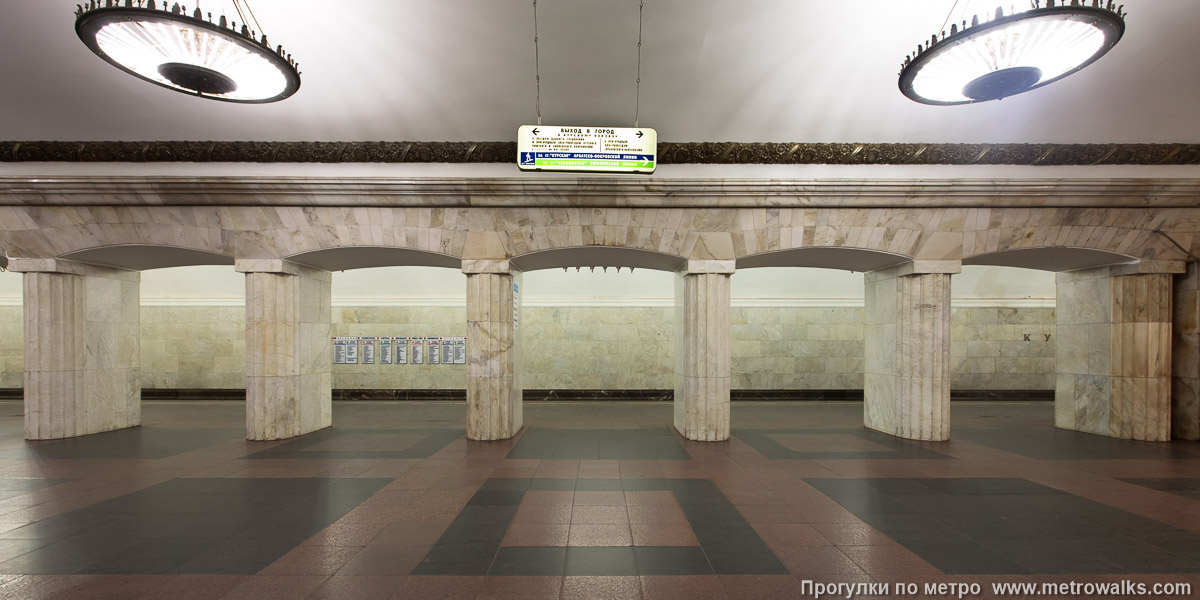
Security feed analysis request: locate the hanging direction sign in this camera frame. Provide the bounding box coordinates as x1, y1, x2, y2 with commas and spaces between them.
517, 125, 657, 173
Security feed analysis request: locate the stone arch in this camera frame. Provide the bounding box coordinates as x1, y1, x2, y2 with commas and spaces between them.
510, 246, 687, 272
963, 247, 1138, 272
736, 247, 912, 272
286, 246, 461, 270
58, 244, 234, 270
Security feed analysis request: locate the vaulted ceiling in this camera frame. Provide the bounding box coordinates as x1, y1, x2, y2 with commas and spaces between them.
3, 0, 1199, 147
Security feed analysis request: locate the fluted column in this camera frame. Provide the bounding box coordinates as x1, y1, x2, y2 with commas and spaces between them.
674, 260, 733, 442
10, 259, 140, 440
863, 261, 958, 441
1174, 262, 1200, 440
464, 260, 522, 441
236, 259, 331, 441
1056, 264, 1179, 441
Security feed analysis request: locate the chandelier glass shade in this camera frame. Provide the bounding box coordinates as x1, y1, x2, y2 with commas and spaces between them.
899, 1, 1126, 105
75, 1, 300, 103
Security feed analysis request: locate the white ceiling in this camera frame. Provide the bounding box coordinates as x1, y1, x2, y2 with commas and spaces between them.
3, 0, 1199, 145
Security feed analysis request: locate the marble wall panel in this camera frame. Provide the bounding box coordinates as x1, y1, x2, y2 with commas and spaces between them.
241, 265, 331, 440
1056, 269, 1173, 441
863, 268, 952, 441
674, 270, 731, 441
465, 270, 522, 440
19, 265, 140, 440
1174, 263, 1200, 440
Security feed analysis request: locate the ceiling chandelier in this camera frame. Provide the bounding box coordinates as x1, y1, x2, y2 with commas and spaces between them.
899, 1, 1126, 105
75, 0, 300, 103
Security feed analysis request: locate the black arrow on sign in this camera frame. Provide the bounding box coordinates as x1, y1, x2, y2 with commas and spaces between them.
636, 130, 643, 138
532, 128, 539, 135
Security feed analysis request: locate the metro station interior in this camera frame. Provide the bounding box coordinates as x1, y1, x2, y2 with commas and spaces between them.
1, 0, 1200, 598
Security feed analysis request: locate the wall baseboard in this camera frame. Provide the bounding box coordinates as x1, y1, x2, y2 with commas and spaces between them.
0, 388, 1056, 403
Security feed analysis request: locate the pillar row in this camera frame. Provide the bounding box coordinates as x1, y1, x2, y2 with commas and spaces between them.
10, 258, 141, 440
236, 259, 332, 441
1174, 262, 1200, 440
863, 261, 958, 441
464, 260, 522, 441
674, 260, 733, 442
1056, 264, 1179, 441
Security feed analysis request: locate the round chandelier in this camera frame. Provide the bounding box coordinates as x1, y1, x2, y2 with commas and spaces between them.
899, 1, 1126, 105
75, 0, 300, 103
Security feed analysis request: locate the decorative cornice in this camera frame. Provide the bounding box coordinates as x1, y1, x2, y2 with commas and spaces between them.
3, 177, 1200, 208
4, 141, 1200, 166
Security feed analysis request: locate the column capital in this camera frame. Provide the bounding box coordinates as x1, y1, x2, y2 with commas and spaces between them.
1110, 260, 1187, 276
235, 259, 331, 281
7, 257, 89, 275
869, 260, 961, 279
462, 259, 515, 274
679, 259, 735, 275
7, 258, 138, 279
235, 258, 301, 275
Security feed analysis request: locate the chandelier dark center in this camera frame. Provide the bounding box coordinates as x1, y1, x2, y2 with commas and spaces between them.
156, 62, 239, 95
962, 66, 1043, 101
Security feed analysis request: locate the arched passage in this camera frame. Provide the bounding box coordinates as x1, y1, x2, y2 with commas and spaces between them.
9, 245, 238, 440
968, 247, 1177, 441
736, 247, 911, 272
287, 246, 461, 271
964, 247, 1137, 272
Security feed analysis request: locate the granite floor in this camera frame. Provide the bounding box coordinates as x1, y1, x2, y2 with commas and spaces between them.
0, 401, 1196, 599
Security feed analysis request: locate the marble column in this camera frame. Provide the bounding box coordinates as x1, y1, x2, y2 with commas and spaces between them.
10, 258, 140, 440
464, 260, 522, 441
1174, 262, 1200, 440
674, 260, 733, 442
236, 259, 332, 441
863, 261, 958, 441
1056, 264, 1180, 441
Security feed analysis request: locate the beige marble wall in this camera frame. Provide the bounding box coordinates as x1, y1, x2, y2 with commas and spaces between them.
332, 306, 468, 389
0, 303, 1060, 391
950, 307, 1056, 390
675, 262, 733, 441
13, 261, 140, 440
0, 307, 20, 388
864, 263, 956, 441
1174, 263, 1200, 440
1056, 267, 1174, 441
141, 307, 245, 389
239, 261, 332, 440
465, 267, 522, 440
524, 306, 673, 389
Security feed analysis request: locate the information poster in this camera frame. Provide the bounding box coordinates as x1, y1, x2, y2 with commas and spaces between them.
380, 338, 393, 364
360, 337, 376, 364
332, 337, 349, 364
441, 338, 454, 365
395, 337, 408, 364
513, 283, 520, 330
450, 337, 466, 364
428, 337, 441, 364
411, 337, 424, 364
345, 337, 359, 364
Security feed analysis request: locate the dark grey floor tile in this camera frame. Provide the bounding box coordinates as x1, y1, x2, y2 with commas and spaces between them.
507, 428, 689, 460
575, 478, 625, 491
633, 546, 713, 575
468, 491, 526, 506
564, 546, 637, 575
413, 543, 498, 575
984, 540, 1121, 575
490, 546, 566, 576
528, 478, 577, 491
903, 541, 1034, 575
480, 478, 532, 492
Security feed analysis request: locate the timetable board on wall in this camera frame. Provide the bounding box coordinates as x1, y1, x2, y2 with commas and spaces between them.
331, 336, 464, 365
